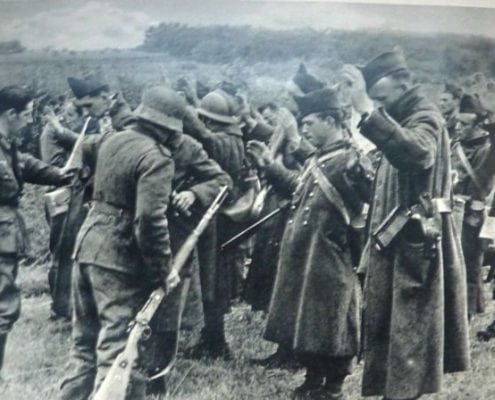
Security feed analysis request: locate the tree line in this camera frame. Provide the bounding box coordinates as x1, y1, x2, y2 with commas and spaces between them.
139, 23, 495, 79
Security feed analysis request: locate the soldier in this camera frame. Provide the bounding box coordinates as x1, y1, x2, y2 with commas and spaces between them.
0, 85, 72, 375
41, 76, 114, 319
248, 87, 373, 400
243, 102, 302, 369
145, 131, 232, 395
451, 93, 495, 318
182, 90, 247, 359
59, 86, 184, 400
243, 101, 300, 315
347, 49, 470, 400
438, 82, 463, 138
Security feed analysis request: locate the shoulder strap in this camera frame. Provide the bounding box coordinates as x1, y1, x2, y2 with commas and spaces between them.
452, 141, 485, 197
311, 166, 350, 225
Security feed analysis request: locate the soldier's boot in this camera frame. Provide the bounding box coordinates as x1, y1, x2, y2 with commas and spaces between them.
184, 329, 232, 361
146, 377, 168, 397
250, 345, 300, 370
292, 368, 325, 400
314, 377, 346, 400
0, 333, 7, 379
477, 319, 495, 341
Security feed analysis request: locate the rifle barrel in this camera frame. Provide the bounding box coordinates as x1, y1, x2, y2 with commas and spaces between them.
221, 206, 284, 250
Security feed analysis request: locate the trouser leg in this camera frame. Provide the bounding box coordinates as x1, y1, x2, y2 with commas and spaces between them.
0, 333, 7, 372
144, 277, 191, 395
89, 265, 150, 400
59, 262, 99, 400
0, 255, 20, 336
462, 222, 484, 317
47, 212, 65, 296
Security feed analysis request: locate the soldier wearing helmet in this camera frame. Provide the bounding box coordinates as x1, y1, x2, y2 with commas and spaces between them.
59, 86, 184, 400
182, 89, 247, 359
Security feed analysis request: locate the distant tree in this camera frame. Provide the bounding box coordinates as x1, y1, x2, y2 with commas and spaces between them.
0, 40, 25, 54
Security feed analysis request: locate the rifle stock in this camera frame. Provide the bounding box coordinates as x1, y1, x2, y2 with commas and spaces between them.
94, 186, 228, 400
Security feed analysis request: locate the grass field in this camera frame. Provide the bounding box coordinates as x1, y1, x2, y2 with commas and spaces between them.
1, 185, 495, 400
1, 48, 495, 398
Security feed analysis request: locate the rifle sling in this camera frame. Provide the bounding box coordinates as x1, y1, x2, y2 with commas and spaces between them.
311, 166, 350, 225
453, 141, 486, 198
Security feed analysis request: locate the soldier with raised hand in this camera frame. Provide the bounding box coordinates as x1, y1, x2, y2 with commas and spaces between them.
0, 85, 73, 377
347, 49, 470, 400
248, 87, 373, 400
40, 76, 117, 319
59, 86, 184, 400
182, 89, 247, 359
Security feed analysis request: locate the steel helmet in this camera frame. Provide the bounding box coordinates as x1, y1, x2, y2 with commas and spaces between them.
134, 86, 186, 132
197, 91, 237, 125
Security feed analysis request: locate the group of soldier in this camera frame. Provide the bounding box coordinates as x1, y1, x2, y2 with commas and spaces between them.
1, 47, 495, 400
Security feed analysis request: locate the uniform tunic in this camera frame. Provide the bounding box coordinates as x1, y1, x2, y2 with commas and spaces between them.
184, 110, 246, 310
60, 125, 175, 400
0, 135, 65, 333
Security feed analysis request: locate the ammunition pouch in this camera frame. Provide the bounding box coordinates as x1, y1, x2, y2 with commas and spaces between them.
44, 187, 71, 221
373, 195, 449, 259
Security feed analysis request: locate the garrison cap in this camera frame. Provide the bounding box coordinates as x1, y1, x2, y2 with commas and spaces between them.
67, 76, 109, 100
134, 85, 186, 132
294, 87, 341, 118
292, 63, 325, 94
360, 49, 409, 91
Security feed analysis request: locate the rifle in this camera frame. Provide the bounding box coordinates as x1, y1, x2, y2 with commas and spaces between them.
47, 117, 91, 317
220, 202, 289, 251
94, 186, 228, 400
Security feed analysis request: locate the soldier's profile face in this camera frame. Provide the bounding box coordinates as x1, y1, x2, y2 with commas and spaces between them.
368, 76, 405, 111
454, 112, 477, 138
87, 91, 111, 118
262, 107, 277, 126
301, 113, 333, 148
439, 92, 459, 115
12, 100, 34, 132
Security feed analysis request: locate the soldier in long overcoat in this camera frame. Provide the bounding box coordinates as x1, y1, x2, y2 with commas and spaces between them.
346, 50, 470, 400
59, 86, 185, 400
450, 94, 495, 317
248, 87, 373, 400
0, 85, 72, 375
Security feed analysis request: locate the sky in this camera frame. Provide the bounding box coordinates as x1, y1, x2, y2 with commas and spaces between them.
0, 0, 494, 50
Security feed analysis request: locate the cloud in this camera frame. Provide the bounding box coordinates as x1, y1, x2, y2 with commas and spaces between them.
2, 1, 156, 50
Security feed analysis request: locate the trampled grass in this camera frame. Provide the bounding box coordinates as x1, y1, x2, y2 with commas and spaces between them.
1, 185, 495, 399
2, 265, 495, 400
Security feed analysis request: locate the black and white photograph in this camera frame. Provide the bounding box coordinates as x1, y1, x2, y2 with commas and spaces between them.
0, 0, 495, 399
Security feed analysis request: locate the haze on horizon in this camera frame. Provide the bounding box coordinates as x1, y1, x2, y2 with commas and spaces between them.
0, 0, 494, 51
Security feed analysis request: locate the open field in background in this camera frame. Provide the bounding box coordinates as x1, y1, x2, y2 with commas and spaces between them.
1, 48, 495, 158
1, 32, 495, 397
0, 187, 494, 399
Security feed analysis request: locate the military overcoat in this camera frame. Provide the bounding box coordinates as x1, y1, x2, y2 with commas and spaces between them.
359, 87, 470, 399
264, 140, 372, 357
